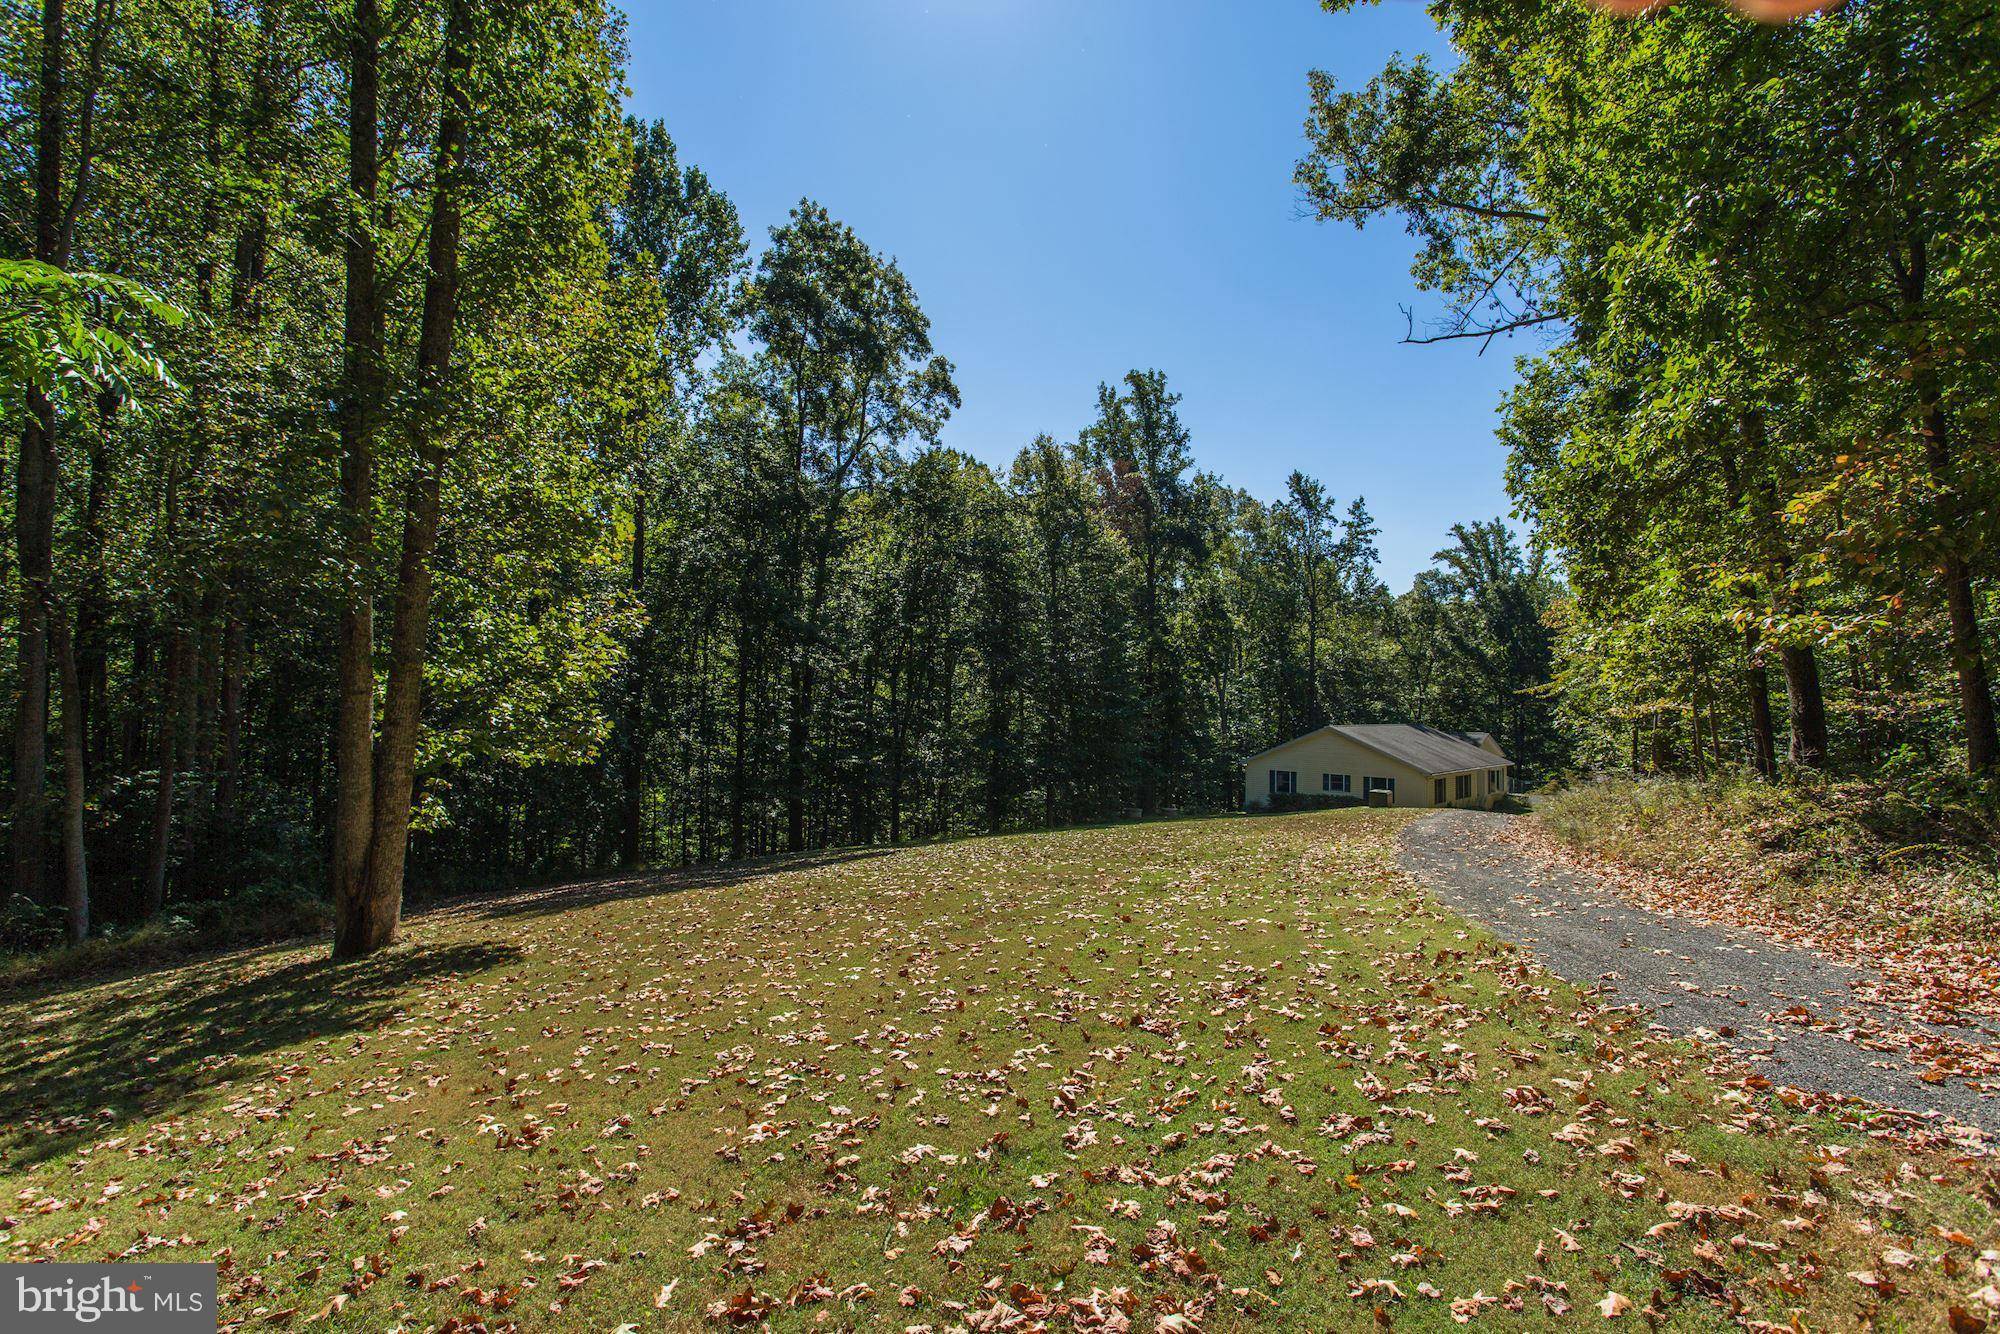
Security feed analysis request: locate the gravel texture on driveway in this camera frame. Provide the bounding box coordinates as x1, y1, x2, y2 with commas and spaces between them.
1400, 808, 1999, 1136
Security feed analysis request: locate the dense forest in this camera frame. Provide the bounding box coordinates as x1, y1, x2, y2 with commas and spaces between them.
21, 0, 1990, 965
1, 0, 1563, 957
1302, 0, 2000, 791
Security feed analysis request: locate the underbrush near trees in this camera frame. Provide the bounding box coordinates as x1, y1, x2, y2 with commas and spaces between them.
0, 882, 332, 991
1535, 777, 2000, 952
1524, 778, 2000, 1098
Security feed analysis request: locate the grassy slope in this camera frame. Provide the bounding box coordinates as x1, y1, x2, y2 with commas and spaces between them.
1, 811, 1991, 1331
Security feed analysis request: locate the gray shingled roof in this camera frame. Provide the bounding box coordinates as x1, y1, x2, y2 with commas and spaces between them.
1245, 723, 1510, 775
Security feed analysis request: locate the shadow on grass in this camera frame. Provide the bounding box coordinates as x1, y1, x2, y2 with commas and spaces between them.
452, 844, 897, 924
0, 939, 516, 1169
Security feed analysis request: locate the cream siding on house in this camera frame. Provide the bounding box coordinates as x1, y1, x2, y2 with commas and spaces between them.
1244, 729, 1505, 811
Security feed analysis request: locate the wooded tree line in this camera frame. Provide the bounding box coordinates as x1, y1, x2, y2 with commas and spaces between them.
3, 0, 1561, 958
1300, 0, 2000, 784
570, 384, 1566, 875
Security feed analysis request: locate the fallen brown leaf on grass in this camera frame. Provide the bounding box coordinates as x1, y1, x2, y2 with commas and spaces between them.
0, 812, 1992, 1328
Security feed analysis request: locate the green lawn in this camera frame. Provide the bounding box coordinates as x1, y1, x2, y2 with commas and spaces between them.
2, 811, 1991, 1330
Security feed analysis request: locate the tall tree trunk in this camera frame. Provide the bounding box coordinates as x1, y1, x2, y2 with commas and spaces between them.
935, 656, 955, 834
1139, 534, 1161, 816
1779, 645, 1827, 769
330, 0, 383, 938
1303, 557, 1319, 727
211, 7, 273, 842
217, 615, 244, 827
695, 617, 715, 862
729, 623, 751, 860
784, 522, 841, 852
139, 380, 192, 915
984, 669, 1007, 833
1732, 411, 1827, 771
1900, 228, 1999, 771
52, 614, 88, 943
1743, 624, 1776, 778
1511, 693, 1525, 782
1044, 558, 1062, 826
122, 628, 149, 769
14, 402, 56, 906
1919, 394, 1999, 772
341, 0, 469, 958
143, 3, 224, 894
12, 0, 71, 904
77, 407, 113, 768
887, 661, 906, 844
620, 491, 648, 864
191, 593, 221, 820
784, 649, 812, 850
143, 631, 187, 915
1937, 547, 1997, 772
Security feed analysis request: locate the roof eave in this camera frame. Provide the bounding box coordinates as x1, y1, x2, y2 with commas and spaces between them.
1240, 725, 1516, 776
1236, 724, 1338, 767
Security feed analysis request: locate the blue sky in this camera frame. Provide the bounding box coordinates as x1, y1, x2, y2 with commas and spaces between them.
621, 0, 1530, 589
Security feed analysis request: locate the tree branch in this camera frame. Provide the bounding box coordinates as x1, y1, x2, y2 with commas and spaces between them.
1400, 308, 1561, 349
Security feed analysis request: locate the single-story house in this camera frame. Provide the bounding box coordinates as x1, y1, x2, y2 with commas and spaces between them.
1243, 723, 1512, 810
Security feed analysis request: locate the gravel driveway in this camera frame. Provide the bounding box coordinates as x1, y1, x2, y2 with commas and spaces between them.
1401, 809, 1998, 1136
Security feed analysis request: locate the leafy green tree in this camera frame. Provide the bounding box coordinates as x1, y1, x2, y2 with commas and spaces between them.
1304, 0, 2000, 777
1082, 369, 1208, 813
1426, 520, 1562, 778
0, 260, 178, 940
330, 0, 630, 956
603, 118, 746, 865
0, 261, 178, 414
1009, 435, 1137, 824
749, 201, 958, 850
0, 0, 1585, 968
1281, 471, 1336, 726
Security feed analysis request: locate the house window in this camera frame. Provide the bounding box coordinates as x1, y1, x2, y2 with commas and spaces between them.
1455, 774, 1473, 799
1363, 776, 1394, 796
1269, 769, 1297, 796
1322, 773, 1350, 794
1488, 769, 1502, 792
1434, 777, 1447, 804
